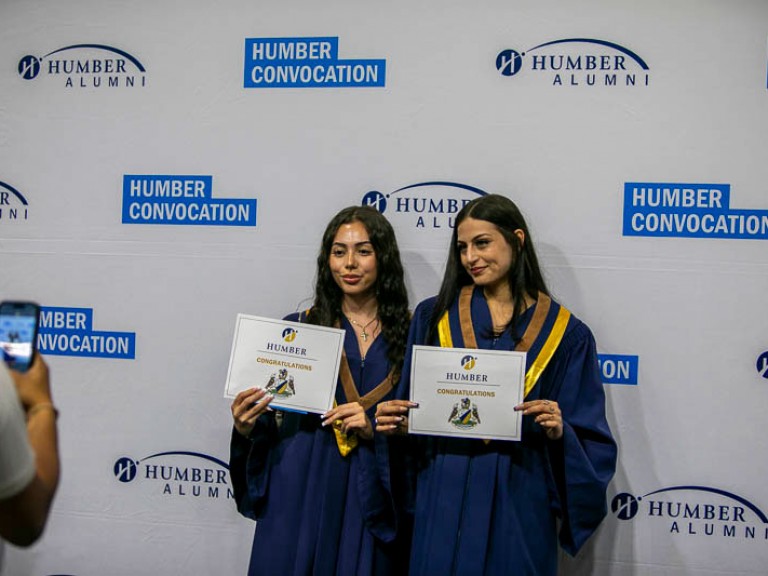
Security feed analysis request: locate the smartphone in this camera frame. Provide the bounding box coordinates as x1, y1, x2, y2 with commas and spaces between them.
0, 300, 41, 372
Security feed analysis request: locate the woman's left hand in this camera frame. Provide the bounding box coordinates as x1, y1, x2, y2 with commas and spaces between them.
322, 402, 373, 440
514, 399, 563, 440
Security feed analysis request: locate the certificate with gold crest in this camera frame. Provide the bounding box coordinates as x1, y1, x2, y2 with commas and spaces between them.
224, 314, 345, 414
408, 345, 527, 441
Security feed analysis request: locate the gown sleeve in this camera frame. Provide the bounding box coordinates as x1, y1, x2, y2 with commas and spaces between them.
543, 321, 618, 555
228, 311, 304, 521
229, 413, 278, 520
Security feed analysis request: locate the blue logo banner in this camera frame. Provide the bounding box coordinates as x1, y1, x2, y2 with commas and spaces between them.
38, 306, 135, 359
244, 37, 385, 88
598, 354, 638, 385
623, 182, 768, 239
122, 175, 257, 227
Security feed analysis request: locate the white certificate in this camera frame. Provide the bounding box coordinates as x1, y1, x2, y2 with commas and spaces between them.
409, 345, 527, 441
224, 314, 345, 414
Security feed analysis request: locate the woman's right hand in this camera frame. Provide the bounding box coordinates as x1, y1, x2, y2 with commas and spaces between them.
231, 387, 274, 438
9, 354, 52, 410
375, 399, 418, 436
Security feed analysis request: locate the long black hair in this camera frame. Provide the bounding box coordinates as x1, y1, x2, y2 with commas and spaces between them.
428, 194, 549, 342
308, 205, 410, 376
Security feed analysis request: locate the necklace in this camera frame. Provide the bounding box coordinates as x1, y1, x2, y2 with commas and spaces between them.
347, 315, 379, 342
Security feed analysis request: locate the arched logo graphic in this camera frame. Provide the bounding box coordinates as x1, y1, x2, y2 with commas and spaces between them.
612, 492, 640, 520
114, 457, 139, 483
495, 49, 523, 76
756, 351, 768, 379
0, 180, 29, 205
361, 181, 487, 249
611, 485, 768, 542
17, 44, 147, 88
612, 486, 768, 522
496, 38, 650, 87
112, 451, 233, 502
18, 55, 41, 80
0, 180, 31, 223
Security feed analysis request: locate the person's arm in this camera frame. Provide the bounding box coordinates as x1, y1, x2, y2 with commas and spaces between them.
0, 355, 59, 546
229, 388, 279, 520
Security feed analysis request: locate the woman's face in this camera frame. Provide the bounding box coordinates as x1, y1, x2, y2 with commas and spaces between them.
328, 220, 378, 299
456, 217, 523, 292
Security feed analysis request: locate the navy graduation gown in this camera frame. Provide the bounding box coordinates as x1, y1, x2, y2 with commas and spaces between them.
400, 290, 617, 576
229, 314, 403, 576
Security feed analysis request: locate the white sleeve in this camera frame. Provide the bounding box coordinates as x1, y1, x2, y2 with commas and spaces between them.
0, 365, 36, 501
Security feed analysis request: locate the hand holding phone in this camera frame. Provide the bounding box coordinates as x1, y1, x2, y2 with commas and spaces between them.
0, 300, 41, 373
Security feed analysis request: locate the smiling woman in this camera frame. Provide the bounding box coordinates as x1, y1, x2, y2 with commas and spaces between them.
376, 193, 617, 576
228, 205, 411, 576
456, 217, 520, 299
329, 221, 379, 304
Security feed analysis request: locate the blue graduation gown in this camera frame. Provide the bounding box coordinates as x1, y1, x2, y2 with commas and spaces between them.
401, 290, 617, 576
229, 314, 403, 576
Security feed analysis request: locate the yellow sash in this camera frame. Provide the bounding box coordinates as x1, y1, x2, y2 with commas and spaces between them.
297, 310, 395, 457
331, 353, 396, 457
437, 286, 570, 397
331, 315, 396, 456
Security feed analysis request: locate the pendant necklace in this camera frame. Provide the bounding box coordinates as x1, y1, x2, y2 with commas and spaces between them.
347, 316, 379, 342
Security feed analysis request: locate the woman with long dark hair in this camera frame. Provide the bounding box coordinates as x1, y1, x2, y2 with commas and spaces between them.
376, 194, 617, 575
229, 206, 410, 575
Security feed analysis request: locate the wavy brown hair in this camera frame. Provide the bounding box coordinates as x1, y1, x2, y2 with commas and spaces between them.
308, 206, 410, 377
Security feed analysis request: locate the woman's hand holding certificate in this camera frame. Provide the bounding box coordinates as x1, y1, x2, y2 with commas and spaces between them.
231, 387, 274, 437
374, 399, 418, 435
321, 402, 374, 440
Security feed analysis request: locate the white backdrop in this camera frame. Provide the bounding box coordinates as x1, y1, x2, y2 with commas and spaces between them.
1, 1, 767, 574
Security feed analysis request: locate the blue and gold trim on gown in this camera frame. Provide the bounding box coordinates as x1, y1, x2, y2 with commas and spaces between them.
229, 312, 405, 576
397, 287, 617, 576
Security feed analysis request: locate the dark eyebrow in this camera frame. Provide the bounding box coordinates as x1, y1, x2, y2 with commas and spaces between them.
332, 240, 374, 248
457, 233, 491, 244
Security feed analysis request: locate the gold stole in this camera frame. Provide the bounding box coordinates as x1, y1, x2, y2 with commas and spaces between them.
332, 345, 396, 457
437, 285, 571, 398
297, 310, 394, 457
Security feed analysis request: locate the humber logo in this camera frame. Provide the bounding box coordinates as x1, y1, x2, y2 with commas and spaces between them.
114, 451, 233, 500
597, 354, 638, 385
461, 355, 476, 371
756, 351, 768, 380
244, 36, 385, 88
362, 181, 487, 231
623, 182, 768, 240
612, 485, 768, 541
0, 180, 30, 222
282, 327, 298, 343
496, 38, 649, 87
38, 306, 135, 359
362, 181, 488, 250
122, 175, 257, 227
18, 43, 146, 89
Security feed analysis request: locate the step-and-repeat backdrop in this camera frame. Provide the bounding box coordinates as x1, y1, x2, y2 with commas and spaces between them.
1, 1, 767, 574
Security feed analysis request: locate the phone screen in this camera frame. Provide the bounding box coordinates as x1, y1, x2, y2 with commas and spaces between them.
0, 302, 40, 372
